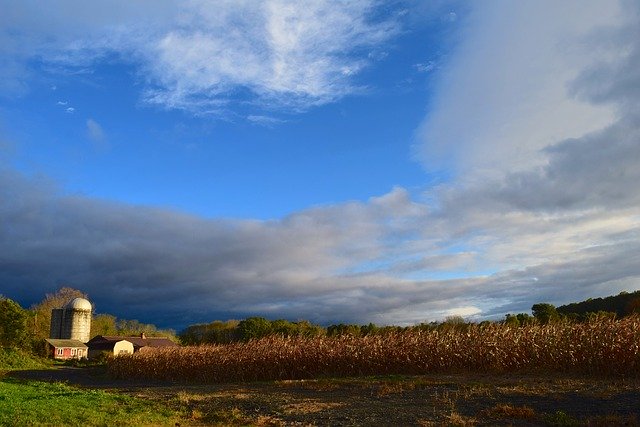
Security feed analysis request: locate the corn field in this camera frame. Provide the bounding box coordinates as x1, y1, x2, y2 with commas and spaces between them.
108, 316, 640, 383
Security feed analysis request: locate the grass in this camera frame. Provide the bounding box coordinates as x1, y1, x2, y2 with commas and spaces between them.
0, 377, 181, 426
0, 348, 52, 372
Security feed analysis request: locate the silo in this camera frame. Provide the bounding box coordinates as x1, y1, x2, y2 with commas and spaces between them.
49, 297, 93, 343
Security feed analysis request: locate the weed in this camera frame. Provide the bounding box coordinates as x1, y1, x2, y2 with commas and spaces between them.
480, 403, 537, 420
545, 410, 580, 426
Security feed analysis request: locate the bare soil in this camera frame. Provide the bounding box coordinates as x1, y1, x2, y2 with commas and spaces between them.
8, 367, 640, 426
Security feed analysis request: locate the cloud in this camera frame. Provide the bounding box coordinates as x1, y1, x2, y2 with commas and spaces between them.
408, 0, 640, 314
442, 12, 457, 23
413, 62, 436, 73
65, 107, 75, 113
415, 1, 621, 179
0, 0, 400, 116
1, 1, 640, 330
86, 118, 107, 148
246, 115, 287, 127
0, 169, 448, 327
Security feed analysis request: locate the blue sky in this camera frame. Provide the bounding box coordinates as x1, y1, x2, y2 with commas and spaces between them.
1, 1, 640, 329
2, 2, 451, 219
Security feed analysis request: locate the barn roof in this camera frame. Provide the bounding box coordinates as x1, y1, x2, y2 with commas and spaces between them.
87, 335, 177, 349
45, 339, 88, 349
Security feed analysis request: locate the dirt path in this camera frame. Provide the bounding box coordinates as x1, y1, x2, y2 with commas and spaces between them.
7, 367, 640, 426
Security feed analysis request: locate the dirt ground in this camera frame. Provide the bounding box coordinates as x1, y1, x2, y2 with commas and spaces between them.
9, 367, 640, 426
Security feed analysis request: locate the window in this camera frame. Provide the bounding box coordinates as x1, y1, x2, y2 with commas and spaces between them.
78, 350, 83, 357
56, 348, 63, 355
71, 348, 77, 356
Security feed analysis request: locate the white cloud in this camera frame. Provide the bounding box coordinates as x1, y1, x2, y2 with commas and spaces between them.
246, 115, 287, 126
447, 306, 481, 318
442, 12, 457, 23
416, 1, 621, 180
0, 0, 400, 116
86, 118, 107, 147
413, 61, 436, 73
65, 107, 75, 113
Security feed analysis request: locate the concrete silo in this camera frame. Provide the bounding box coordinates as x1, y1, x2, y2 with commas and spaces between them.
50, 297, 93, 343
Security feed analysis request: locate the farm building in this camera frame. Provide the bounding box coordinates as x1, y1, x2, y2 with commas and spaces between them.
50, 297, 92, 343
46, 297, 93, 360
45, 339, 88, 360
87, 333, 177, 358
86, 336, 135, 359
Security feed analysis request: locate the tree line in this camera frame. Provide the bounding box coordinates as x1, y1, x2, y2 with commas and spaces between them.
503, 291, 640, 327
0, 287, 177, 354
2, 288, 640, 350
180, 291, 640, 344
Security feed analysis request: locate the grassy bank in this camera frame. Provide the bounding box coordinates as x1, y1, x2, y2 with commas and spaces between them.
0, 378, 180, 426
0, 348, 51, 372
0, 347, 182, 426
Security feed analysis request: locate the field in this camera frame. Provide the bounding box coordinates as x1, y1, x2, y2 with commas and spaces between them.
8, 368, 640, 426
4, 317, 640, 425
109, 316, 640, 382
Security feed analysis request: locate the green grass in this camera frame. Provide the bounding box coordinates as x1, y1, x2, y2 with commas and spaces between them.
0, 348, 51, 371
0, 378, 181, 426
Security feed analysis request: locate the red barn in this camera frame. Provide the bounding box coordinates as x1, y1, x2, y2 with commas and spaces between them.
45, 339, 88, 360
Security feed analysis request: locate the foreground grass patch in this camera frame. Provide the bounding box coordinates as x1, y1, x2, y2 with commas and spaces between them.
0, 378, 179, 426
0, 348, 51, 371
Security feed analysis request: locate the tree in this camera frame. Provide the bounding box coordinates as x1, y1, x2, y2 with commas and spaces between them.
31, 287, 88, 342
531, 303, 559, 324
238, 317, 273, 340
504, 314, 520, 326
271, 319, 296, 337
91, 314, 118, 337
327, 324, 362, 337
360, 323, 379, 336
294, 320, 325, 337
0, 297, 29, 348
625, 297, 640, 315
516, 313, 534, 325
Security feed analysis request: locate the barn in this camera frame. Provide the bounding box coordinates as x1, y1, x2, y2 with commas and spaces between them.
87, 333, 177, 359
44, 339, 88, 360
86, 336, 135, 359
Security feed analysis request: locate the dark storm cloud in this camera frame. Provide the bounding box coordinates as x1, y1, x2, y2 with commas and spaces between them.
493, 6, 640, 212
495, 115, 640, 211
0, 175, 442, 328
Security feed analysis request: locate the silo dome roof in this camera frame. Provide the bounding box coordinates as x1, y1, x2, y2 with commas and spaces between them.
64, 297, 92, 311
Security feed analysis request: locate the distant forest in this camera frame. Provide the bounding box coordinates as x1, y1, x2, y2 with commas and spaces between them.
180, 290, 640, 345
557, 290, 640, 318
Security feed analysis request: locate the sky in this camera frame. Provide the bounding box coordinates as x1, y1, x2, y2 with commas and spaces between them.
1, 0, 639, 330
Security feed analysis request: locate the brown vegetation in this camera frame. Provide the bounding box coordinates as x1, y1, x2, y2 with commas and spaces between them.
109, 315, 640, 382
